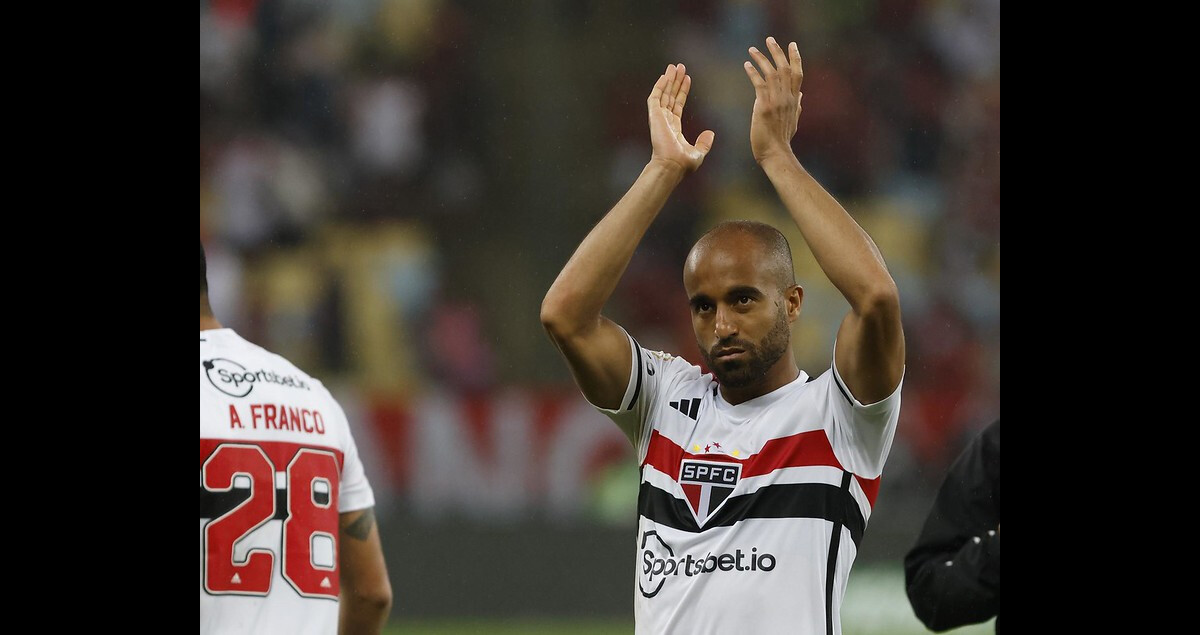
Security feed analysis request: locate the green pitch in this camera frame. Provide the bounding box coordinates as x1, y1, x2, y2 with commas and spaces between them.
385, 565, 996, 634
386, 620, 631, 634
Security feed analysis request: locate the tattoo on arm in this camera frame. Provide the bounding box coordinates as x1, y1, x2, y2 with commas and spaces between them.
342, 508, 376, 541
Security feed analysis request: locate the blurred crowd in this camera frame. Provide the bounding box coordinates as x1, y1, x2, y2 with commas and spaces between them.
200, 0, 999, 503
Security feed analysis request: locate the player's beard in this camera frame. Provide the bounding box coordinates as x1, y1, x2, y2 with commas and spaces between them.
700, 305, 791, 389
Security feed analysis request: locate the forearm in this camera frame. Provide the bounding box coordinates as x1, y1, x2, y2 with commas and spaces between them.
905, 424, 1001, 631
905, 534, 1001, 630
541, 160, 685, 336
760, 153, 896, 310
338, 593, 391, 635
338, 508, 393, 635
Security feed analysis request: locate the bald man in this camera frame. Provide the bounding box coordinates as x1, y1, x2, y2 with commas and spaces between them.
541, 37, 904, 635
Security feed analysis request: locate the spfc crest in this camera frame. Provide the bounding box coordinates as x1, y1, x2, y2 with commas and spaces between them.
679, 459, 741, 525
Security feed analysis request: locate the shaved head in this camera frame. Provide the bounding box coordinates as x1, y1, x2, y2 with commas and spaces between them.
686, 220, 795, 291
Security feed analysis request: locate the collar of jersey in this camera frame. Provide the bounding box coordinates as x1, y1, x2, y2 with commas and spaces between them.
712, 370, 810, 418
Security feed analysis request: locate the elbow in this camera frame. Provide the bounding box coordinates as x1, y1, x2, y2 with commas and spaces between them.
540, 295, 585, 342
854, 280, 900, 320
905, 562, 947, 632
906, 586, 947, 632
540, 297, 567, 340
358, 583, 393, 616
373, 586, 394, 615
912, 608, 961, 633
906, 595, 939, 632
905, 567, 995, 633
912, 611, 943, 632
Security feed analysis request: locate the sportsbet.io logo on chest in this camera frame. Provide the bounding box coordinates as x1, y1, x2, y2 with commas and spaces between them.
639, 530, 777, 598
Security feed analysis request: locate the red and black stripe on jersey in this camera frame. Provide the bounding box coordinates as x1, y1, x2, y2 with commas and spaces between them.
636, 428, 880, 547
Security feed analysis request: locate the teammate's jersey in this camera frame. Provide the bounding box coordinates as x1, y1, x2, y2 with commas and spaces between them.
200, 328, 375, 635
595, 332, 902, 635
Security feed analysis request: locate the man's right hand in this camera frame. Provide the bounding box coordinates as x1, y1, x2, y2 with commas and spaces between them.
648, 63, 715, 173
744, 37, 803, 166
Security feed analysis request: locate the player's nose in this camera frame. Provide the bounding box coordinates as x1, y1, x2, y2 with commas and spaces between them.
714, 306, 738, 339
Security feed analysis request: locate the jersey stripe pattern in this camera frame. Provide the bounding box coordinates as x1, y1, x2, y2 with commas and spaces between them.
200, 328, 375, 635
593, 331, 902, 635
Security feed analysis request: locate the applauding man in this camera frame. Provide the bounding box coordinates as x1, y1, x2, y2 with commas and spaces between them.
541, 36, 905, 634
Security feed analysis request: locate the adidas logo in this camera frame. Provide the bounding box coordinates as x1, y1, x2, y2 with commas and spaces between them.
669, 398, 701, 420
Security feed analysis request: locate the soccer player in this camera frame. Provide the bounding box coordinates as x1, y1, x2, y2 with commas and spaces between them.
905, 418, 1001, 632
200, 242, 392, 634
540, 37, 905, 634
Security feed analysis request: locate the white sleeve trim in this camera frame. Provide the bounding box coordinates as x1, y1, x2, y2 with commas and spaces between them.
585, 328, 640, 414
831, 339, 905, 414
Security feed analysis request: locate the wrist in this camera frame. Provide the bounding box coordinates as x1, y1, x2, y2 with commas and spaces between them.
646, 158, 689, 183
757, 149, 801, 173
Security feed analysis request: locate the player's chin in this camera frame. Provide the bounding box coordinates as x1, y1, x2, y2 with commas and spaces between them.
713, 361, 754, 387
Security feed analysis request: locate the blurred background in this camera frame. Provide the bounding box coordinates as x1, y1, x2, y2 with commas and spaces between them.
200, 0, 998, 631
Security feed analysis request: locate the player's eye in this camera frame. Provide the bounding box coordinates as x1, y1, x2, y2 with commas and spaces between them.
737, 295, 753, 305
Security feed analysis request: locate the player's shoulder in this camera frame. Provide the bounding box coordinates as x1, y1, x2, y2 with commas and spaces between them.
644, 349, 678, 365
636, 346, 713, 394
257, 345, 338, 398
203, 328, 335, 395
637, 346, 697, 375
805, 365, 835, 391
786, 365, 863, 415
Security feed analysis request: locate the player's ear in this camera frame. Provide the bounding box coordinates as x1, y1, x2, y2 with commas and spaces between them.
786, 284, 803, 322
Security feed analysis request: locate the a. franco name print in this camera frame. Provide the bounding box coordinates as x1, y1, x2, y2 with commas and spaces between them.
226, 404, 327, 435
204, 358, 312, 398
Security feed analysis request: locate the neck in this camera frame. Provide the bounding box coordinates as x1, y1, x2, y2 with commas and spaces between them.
718, 356, 800, 406
200, 316, 223, 331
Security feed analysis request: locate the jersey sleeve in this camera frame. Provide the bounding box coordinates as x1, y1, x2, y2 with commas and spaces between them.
587, 328, 696, 458
328, 399, 376, 513
818, 340, 905, 479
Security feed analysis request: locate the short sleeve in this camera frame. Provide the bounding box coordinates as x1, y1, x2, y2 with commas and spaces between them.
588, 328, 696, 457
329, 400, 376, 513
818, 343, 904, 478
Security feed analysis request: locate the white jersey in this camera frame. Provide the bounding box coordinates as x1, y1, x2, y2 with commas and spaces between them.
200, 328, 375, 635
596, 333, 902, 635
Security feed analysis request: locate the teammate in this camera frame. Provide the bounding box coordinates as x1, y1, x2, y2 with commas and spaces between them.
905, 419, 1001, 632
200, 242, 392, 634
540, 37, 905, 634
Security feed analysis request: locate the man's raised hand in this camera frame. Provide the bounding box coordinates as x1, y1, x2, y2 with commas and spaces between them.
744, 37, 804, 165
648, 63, 715, 173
